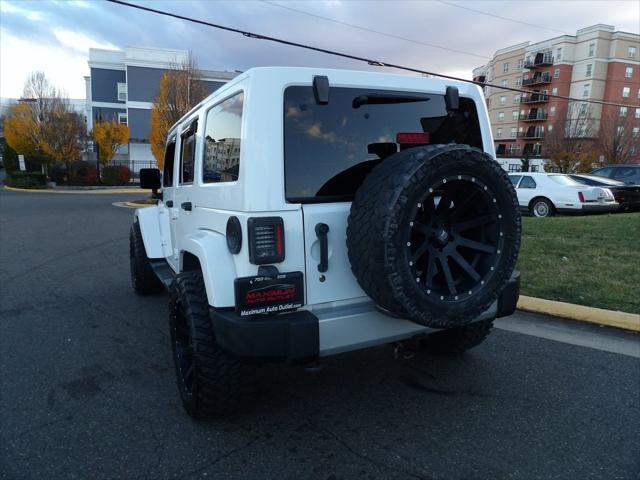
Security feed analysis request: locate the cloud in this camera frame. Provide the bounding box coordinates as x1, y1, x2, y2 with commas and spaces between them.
0, 0, 638, 99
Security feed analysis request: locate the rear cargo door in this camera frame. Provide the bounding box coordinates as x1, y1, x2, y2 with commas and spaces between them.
301, 203, 365, 305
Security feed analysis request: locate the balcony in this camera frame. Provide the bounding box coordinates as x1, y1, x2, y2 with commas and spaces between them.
522, 93, 549, 104
524, 53, 553, 69
519, 112, 548, 122
522, 73, 551, 86
518, 130, 545, 139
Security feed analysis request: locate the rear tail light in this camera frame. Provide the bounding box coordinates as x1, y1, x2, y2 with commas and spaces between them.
248, 217, 285, 264
578, 192, 585, 203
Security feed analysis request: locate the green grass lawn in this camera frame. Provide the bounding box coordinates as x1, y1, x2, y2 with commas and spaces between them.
516, 212, 640, 314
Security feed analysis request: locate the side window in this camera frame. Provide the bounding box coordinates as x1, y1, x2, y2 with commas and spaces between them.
613, 167, 640, 183
203, 92, 244, 183
163, 138, 176, 187
180, 122, 197, 184
519, 176, 536, 188
509, 175, 522, 186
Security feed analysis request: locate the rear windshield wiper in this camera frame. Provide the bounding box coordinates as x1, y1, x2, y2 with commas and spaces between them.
352, 93, 430, 109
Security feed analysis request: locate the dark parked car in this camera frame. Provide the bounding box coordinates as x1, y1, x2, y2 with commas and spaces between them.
589, 165, 640, 185
569, 174, 640, 211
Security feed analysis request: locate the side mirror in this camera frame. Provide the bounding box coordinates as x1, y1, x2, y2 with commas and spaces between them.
140, 168, 161, 191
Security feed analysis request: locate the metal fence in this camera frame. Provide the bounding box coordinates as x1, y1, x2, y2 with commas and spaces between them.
104, 159, 157, 183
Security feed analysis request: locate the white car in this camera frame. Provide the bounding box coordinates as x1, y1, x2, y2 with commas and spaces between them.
508, 172, 618, 217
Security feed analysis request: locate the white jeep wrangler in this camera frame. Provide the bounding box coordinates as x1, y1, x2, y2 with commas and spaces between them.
130, 67, 521, 418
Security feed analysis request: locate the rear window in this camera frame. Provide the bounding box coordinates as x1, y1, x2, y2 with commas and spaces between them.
549, 175, 582, 186
284, 86, 483, 203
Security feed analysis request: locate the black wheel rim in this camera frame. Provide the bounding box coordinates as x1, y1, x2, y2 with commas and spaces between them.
171, 299, 195, 399
406, 175, 504, 302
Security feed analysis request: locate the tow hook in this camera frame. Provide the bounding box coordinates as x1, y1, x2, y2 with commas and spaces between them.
393, 342, 415, 360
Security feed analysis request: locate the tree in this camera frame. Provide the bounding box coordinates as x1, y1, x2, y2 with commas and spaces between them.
92, 119, 130, 165
545, 102, 597, 173
520, 154, 531, 172
598, 107, 639, 165
150, 57, 208, 169
4, 103, 40, 156
41, 99, 87, 165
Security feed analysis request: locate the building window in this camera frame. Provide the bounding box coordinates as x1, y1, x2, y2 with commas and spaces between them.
629, 46, 637, 58
550, 106, 556, 116
583, 84, 590, 97
588, 43, 595, 57
633, 127, 639, 138
622, 86, 630, 97
500, 96, 506, 105
625, 67, 633, 78
508, 164, 521, 172
556, 47, 562, 60
503, 62, 509, 73
510, 127, 517, 137
118, 113, 128, 125
517, 59, 524, 69
496, 127, 502, 138
617, 126, 624, 136
514, 94, 521, 103
203, 92, 244, 183
117, 82, 127, 102
501, 79, 508, 88
551, 87, 558, 95
585, 64, 592, 77
635, 108, 640, 119
548, 124, 554, 132
620, 106, 628, 117
515, 77, 523, 87
631, 146, 637, 156
554, 68, 560, 78
498, 111, 505, 121
512, 110, 518, 121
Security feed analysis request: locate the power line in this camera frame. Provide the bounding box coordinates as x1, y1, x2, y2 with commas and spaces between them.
260, 0, 491, 60
105, 0, 632, 109
434, 0, 571, 35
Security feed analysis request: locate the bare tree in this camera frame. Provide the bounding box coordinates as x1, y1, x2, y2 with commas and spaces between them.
598, 107, 639, 165
545, 102, 597, 173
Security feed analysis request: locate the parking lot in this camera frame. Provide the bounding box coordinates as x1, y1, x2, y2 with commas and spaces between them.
1, 189, 639, 480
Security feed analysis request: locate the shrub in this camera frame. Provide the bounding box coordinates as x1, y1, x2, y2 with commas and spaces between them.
67, 162, 97, 186
101, 164, 131, 185
6, 171, 47, 189
116, 165, 131, 184
49, 162, 67, 185
1, 142, 19, 173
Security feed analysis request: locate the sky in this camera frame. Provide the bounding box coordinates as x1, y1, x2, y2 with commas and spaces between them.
1, 0, 638, 99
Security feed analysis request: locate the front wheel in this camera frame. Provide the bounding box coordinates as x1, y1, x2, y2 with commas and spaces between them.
530, 198, 554, 217
419, 319, 494, 355
169, 271, 256, 419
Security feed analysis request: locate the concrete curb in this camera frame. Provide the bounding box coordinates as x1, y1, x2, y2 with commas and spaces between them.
517, 295, 639, 332
3, 186, 150, 194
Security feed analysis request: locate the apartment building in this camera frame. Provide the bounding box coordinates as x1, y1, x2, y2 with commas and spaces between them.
474, 24, 640, 170
85, 46, 237, 163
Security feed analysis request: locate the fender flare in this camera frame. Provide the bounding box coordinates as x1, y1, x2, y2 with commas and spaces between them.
181, 230, 237, 308
135, 206, 172, 259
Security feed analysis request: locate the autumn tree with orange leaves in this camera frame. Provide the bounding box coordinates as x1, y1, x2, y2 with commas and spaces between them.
93, 119, 130, 165
150, 57, 208, 169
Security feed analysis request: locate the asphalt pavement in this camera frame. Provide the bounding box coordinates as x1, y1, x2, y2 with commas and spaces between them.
1, 188, 639, 480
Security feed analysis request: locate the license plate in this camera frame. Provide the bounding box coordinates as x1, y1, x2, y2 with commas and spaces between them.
234, 271, 304, 317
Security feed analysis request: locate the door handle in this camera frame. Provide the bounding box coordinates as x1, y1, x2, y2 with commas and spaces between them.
181, 202, 192, 211
315, 223, 329, 273
165, 200, 174, 208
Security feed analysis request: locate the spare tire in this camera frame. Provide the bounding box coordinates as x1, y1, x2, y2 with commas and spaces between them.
346, 144, 521, 328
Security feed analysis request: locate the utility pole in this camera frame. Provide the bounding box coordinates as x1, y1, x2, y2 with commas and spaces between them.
95, 112, 102, 184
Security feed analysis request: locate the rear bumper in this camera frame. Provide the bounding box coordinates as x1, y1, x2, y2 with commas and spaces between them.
211, 271, 521, 360
557, 203, 618, 213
